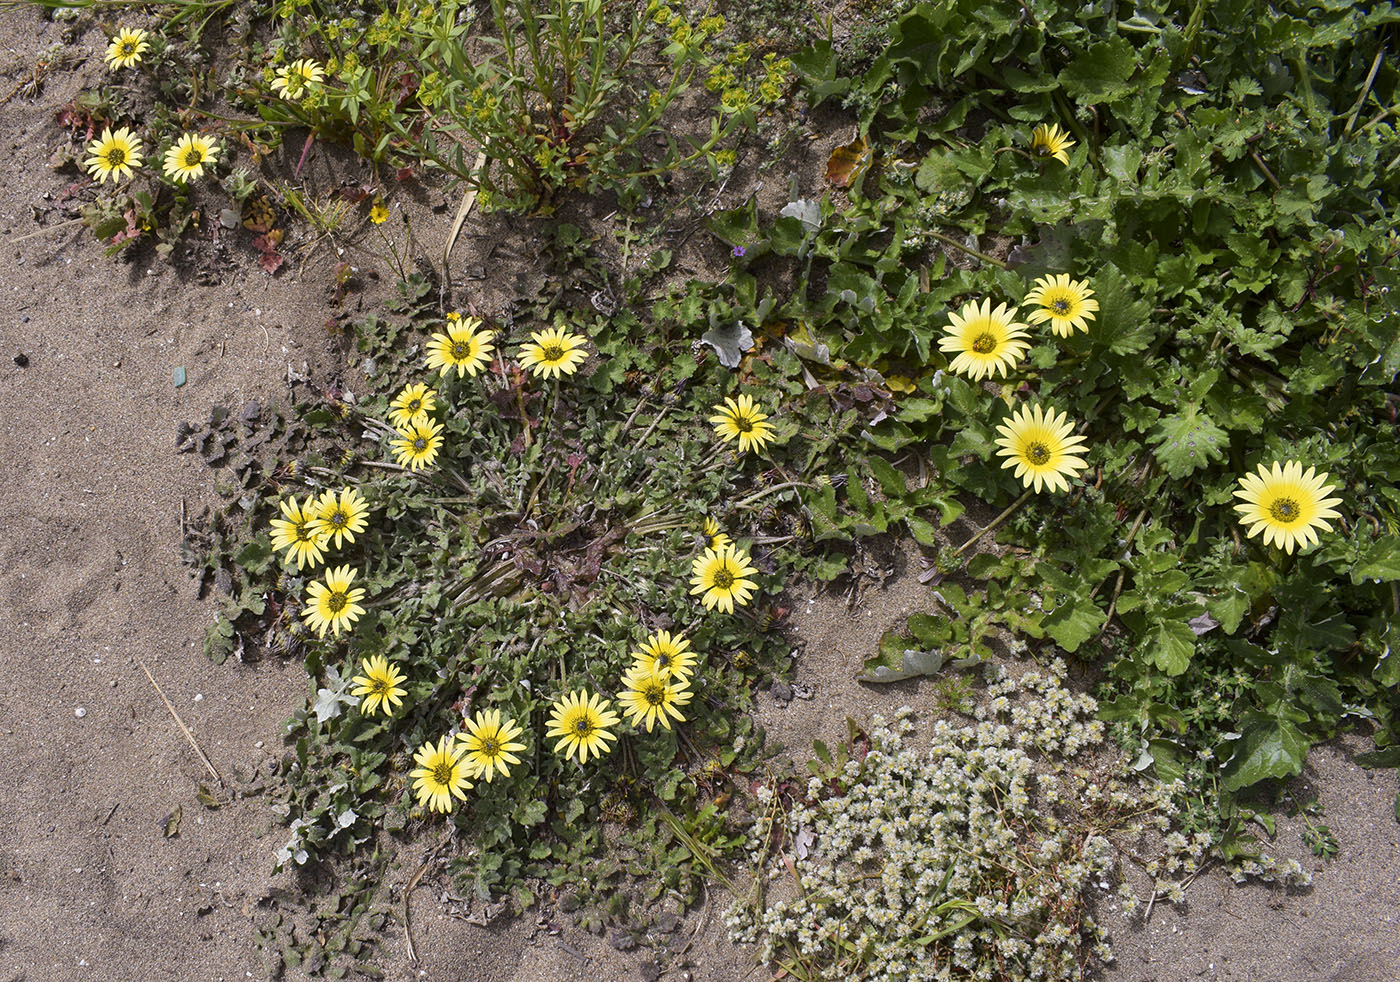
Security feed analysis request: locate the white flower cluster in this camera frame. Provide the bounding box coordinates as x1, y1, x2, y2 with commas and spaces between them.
726, 660, 1199, 982
1229, 854, 1312, 888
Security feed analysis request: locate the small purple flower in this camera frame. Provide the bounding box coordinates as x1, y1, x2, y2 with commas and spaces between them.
731, 245, 746, 258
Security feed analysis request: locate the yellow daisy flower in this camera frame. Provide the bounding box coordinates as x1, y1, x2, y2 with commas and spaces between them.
409, 736, 472, 813
617, 667, 693, 733
456, 709, 527, 782
703, 516, 732, 551
545, 689, 620, 764
425, 316, 495, 378
519, 326, 589, 380
301, 564, 367, 639
993, 404, 1090, 494
313, 487, 369, 550
105, 28, 150, 70
369, 196, 389, 224
162, 133, 219, 184
1030, 123, 1075, 165
271, 59, 325, 100
1233, 460, 1342, 554
390, 419, 444, 470
1023, 274, 1099, 337
350, 655, 408, 716
690, 543, 758, 614
269, 494, 329, 570
938, 299, 1031, 381
709, 394, 777, 454
85, 127, 143, 184
631, 629, 696, 681
388, 382, 437, 430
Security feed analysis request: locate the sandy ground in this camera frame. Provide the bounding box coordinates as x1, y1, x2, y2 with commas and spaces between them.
0, 5, 1396, 982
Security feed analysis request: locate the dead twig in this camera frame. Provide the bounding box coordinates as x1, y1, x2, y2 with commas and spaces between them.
136, 657, 222, 785
442, 148, 490, 272
403, 832, 454, 963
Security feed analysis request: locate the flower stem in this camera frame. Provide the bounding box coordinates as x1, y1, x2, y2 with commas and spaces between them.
735, 480, 814, 510
952, 489, 1034, 559
924, 229, 1008, 270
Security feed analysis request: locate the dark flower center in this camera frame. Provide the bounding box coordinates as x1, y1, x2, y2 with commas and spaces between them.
406, 398, 421, 412
451, 341, 470, 360
971, 332, 997, 354
295, 522, 315, 543
183, 148, 204, 167
712, 567, 735, 590
327, 591, 348, 614
107, 147, 126, 166
369, 677, 388, 695
1052, 298, 1072, 315
644, 684, 665, 707
735, 415, 754, 433
1025, 442, 1052, 466
120, 42, 136, 55
1269, 497, 1300, 523
329, 510, 347, 528
432, 762, 455, 785
574, 718, 593, 736
656, 653, 672, 670
413, 437, 427, 451
480, 737, 500, 757
542, 344, 565, 362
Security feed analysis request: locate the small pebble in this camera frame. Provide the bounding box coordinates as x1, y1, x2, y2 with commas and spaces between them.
74, 707, 86, 718
194, 693, 203, 702
254, 741, 263, 748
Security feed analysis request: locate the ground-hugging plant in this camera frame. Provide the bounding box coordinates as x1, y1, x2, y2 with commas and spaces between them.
725, 660, 1259, 982
194, 271, 870, 917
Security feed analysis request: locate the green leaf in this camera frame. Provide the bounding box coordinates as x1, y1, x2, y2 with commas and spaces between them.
1090, 263, 1154, 356
1356, 746, 1400, 768
1206, 585, 1251, 635
1058, 37, 1138, 104
1041, 596, 1106, 653
905, 513, 939, 546
1351, 537, 1400, 584
1145, 618, 1195, 675
1221, 718, 1308, 792
868, 456, 906, 498
1150, 405, 1228, 479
